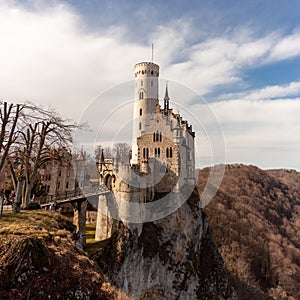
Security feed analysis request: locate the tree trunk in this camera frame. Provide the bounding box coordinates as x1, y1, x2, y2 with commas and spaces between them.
13, 177, 24, 213
0, 194, 4, 219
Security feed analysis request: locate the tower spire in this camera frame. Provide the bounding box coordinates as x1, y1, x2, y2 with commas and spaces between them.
164, 82, 170, 112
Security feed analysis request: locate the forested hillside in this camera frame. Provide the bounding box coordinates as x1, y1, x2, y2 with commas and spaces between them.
197, 164, 300, 300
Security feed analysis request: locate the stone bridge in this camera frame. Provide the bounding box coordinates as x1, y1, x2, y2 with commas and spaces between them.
38, 185, 111, 247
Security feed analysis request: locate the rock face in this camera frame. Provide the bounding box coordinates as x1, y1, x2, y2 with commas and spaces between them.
93, 189, 236, 299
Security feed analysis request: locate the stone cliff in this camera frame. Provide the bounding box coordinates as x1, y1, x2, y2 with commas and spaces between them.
93, 188, 237, 299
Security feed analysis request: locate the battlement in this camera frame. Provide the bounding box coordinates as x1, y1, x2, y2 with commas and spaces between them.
134, 62, 159, 77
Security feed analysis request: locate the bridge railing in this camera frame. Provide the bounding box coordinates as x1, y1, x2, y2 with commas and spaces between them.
36, 184, 110, 205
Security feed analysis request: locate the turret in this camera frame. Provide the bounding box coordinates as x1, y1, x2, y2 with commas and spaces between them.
131, 62, 160, 165
173, 118, 184, 145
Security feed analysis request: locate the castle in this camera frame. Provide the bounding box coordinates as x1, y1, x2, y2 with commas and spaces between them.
96, 61, 196, 239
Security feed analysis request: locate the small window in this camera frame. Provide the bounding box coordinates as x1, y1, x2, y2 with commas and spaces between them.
146, 148, 149, 159
155, 131, 159, 142
141, 80, 143, 86
153, 132, 156, 142
139, 122, 142, 130
139, 91, 144, 99
166, 148, 169, 158
160, 132, 162, 142
66, 182, 69, 189
151, 80, 153, 86
170, 147, 172, 158
58, 170, 61, 177
158, 148, 160, 158
143, 148, 145, 158
155, 148, 157, 157
140, 108, 142, 116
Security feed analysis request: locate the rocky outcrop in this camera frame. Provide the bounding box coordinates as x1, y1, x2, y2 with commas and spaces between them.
93, 188, 236, 299
0, 211, 127, 300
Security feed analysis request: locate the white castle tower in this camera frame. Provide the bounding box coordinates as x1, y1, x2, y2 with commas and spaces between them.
131, 62, 160, 165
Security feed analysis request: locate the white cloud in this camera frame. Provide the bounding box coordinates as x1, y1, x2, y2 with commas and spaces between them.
0, 3, 149, 118
268, 30, 300, 61
1, 2, 300, 170
200, 98, 300, 169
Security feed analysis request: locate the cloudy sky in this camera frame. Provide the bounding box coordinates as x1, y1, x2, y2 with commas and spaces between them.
1, 0, 300, 170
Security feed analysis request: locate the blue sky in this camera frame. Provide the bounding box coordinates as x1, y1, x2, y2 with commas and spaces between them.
1, 0, 300, 169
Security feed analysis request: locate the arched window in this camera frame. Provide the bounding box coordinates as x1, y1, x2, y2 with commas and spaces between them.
166, 147, 169, 158
153, 132, 156, 142
158, 148, 160, 158
160, 132, 162, 142
139, 108, 142, 116
143, 148, 145, 158
155, 131, 159, 142
155, 148, 157, 157
139, 91, 144, 99
170, 147, 172, 158
146, 148, 149, 158
139, 122, 142, 130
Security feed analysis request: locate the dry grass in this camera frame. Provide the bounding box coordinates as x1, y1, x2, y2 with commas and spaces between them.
0, 210, 75, 240
85, 223, 110, 255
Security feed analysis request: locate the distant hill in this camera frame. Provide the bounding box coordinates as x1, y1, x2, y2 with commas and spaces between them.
197, 164, 300, 300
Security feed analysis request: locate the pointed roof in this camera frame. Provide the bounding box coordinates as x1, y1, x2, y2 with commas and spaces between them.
164, 82, 170, 101
100, 148, 105, 163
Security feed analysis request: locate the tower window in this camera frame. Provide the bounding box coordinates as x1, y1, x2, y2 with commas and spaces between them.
155, 131, 159, 142
170, 147, 172, 158
139, 122, 142, 130
153, 132, 156, 142
143, 148, 146, 158
151, 70, 153, 75
158, 148, 160, 158
146, 148, 149, 159
160, 132, 162, 142
141, 80, 143, 86
166, 147, 169, 158
140, 108, 142, 116
139, 91, 144, 99
155, 148, 157, 157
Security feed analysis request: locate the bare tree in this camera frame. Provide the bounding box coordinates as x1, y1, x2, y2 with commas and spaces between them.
0, 101, 23, 174
95, 144, 112, 160
8, 104, 79, 207
0, 102, 24, 216
113, 142, 131, 164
